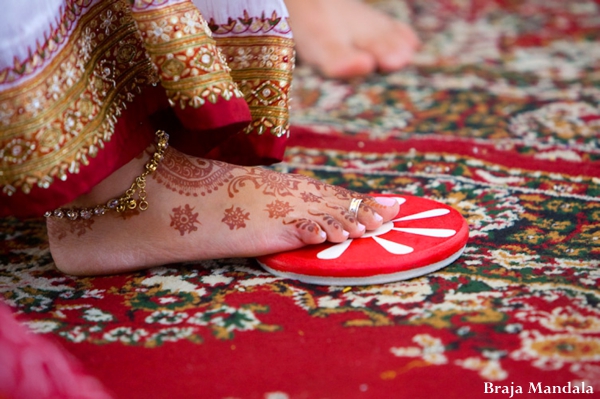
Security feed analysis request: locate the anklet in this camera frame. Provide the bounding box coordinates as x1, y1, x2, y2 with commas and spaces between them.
44, 130, 169, 220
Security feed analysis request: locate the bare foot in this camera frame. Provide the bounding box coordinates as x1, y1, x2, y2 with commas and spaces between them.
47, 146, 399, 276
286, 0, 420, 78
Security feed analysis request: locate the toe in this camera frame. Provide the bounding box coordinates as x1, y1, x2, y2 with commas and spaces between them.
362, 196, 401, 222
377, 43, 415, 72
319, 46, 377, 79
358, 22, 420, 73
320, 203, 366, 239
285, 218, 327, 245
306, 209, 351, 243
357, 203, 384, 231
316, 191, 399, 230
396, 22, 421, 49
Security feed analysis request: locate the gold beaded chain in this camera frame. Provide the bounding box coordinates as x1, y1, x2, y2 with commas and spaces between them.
44, 130, 169, 221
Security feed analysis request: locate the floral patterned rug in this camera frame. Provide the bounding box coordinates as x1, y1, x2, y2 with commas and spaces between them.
1, 0, 599, 398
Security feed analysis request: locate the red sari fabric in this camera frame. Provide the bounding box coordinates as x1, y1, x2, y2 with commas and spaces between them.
0, 0, 294, 218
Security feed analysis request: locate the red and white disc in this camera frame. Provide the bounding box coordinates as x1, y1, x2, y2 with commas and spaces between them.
257, 194, 469, 286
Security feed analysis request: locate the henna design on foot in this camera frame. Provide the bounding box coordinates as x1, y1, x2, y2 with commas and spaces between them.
326, 203, 358, 224
362, 197, 391, 213
222, 206, 250, 230
283, 218, 321, 234
293, 173, 328, 190
265, 200, 294, 219
170, 205, 200, 236
154, 148, 235, 197
300, 191, 323, 203
228, 168, 302, 198
325, 185, 357, 200
302, 178, 359, 200
359, 203, 377, 218
308, 210, 343, 231
52, 219, 95, 241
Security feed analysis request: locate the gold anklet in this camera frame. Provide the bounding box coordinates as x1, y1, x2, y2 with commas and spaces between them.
44, 130, 169, 220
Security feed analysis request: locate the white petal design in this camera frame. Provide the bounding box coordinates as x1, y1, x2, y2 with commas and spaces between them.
393, 208, 450, 222
317, 239, 354, 260
372, 236, 413, 254
393, 228, 456, 237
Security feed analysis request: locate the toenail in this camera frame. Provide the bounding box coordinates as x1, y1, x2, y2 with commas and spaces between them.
319, 230, 327, 239
374, 213, 383, 222
343, 230, 350, 237
374, 197, 398, 206
357, 223, 366, 231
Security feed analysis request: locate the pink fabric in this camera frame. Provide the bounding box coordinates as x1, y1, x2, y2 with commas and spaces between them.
0, 302, 113, 399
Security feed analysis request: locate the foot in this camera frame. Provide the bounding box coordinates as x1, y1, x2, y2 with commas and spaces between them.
47, 146, 400, 276
286, 0, 420, 78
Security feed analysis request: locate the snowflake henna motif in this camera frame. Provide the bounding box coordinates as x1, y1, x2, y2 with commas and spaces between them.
265, 200, 293, 219
222, 206, 250, 230
170, 205, 200, 236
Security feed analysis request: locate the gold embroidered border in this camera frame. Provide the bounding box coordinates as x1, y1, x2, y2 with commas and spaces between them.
0, 1, 157, 195
132, 1, 244, 109
216, 36, 295, 138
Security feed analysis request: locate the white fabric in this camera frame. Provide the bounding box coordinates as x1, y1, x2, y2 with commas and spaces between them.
0, 0, 102, 89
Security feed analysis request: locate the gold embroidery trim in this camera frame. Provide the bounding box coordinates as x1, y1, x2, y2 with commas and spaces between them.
132, 1, 244, 109
216, 36, 295, 138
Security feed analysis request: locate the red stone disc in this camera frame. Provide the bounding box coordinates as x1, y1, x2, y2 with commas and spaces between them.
257, 194, 469, 286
